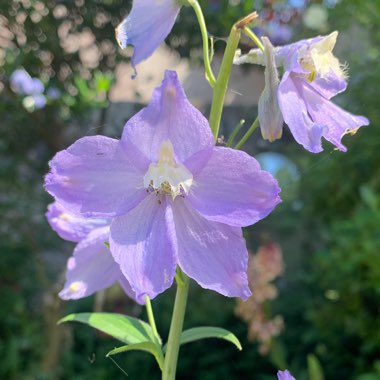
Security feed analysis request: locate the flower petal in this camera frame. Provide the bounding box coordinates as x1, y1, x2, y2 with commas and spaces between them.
277, 370, 296, 380
310, 71, 347, 99
188, 147, 281, 227
118, 276, 140, 304
301, 80, 369, 151
172, 198, 251, 300
46, 202, 110, 242
116, 0, 181, 68
110, 195, 177, 303
278, 73, 326, 153
121, 70, 214, 165
45, 136, 147, 217
59, 227, 120, 300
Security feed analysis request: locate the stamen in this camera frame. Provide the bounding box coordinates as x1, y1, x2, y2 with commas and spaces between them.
143, 140, 193, 199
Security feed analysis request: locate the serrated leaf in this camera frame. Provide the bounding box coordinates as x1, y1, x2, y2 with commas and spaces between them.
59, 312, 160, 345
163, 326, 242, 352
107, 342, 164, 371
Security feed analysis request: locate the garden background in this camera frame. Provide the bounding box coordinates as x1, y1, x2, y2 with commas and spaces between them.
0, 1, 379, 379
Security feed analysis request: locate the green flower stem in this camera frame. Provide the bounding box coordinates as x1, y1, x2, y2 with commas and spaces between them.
243, 26, 264, 52
235, 116, 259, 149
162, 269, 190, 380
226, 119, 245, 147
188, 0, 216, 87
145, 295, 160, 344
208, 25, 241, 141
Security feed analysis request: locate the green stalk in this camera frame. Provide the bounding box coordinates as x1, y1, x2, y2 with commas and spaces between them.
188, 0, 216, 87
226, 119, 245, 147
243, 26, 265, 52
208, 25, 241, 141
235, 116, 259, 150
145, 295, 160, 344
162, 269, 190, 380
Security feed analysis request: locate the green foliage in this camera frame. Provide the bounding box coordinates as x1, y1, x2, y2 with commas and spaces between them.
272, 3, 380, 379
107, 342, 165, 370
59, 312, 159, 345
164, 326, 242, 352
307, 354, 325, 380
306, 191, 380, 378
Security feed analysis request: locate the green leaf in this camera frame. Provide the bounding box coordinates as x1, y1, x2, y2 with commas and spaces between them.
94, 71, 113, 92
107, 342, 164, 371
307, 354, 325, 380
58, 312, 160, 345
74, 77, 93, 100
163, 326, 242, 352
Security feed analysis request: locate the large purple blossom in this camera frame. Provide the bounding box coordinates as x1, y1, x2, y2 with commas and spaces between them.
47, 202, 137, 302
45, 71, 281, 303
116, 0, 182, 69
234, 32, 369, 153
277, 370, 296, 380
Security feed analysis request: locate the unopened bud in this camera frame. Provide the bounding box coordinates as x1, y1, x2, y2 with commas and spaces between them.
258, 37, 284, 142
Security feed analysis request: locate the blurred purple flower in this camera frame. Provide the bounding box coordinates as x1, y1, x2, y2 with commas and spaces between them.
277, 370, 296, 380
266, 21, 293, 45
116, 0, 182, 69
10, 69, 44, 95
46, 202, 137, 302
31, 93, 47, 109
45, 70, 281, 303
10, 69, 35, 95
47, 87, 61, 100
10, 69, 47, 110
235, 32, 369, 153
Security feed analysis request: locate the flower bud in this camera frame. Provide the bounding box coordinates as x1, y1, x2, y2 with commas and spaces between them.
258, 37, 284, 142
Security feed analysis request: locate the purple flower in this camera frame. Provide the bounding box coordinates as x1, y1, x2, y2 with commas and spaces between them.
47, 202, 137, 302
234, 32, 369, 153
10, 69, 47, 110
10, 69, 44, 95
46, 87, 61, 100
266, 21, 293, 45
116, 0, 182, 69
277, 370, 296, 380
10, 69, 35, 95
45, 70, 281, 304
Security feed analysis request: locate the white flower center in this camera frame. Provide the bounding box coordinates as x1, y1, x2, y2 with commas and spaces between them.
143, 140, 193, 199
299, 31, 347, 82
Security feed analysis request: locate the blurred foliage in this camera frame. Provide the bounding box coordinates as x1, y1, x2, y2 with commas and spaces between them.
0, 0, 379, 379
272, 2, 380, 379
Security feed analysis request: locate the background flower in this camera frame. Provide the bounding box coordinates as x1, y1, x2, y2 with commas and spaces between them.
116, 0, 182, 69
235, 243, 284, 355
10, 69, 47, 110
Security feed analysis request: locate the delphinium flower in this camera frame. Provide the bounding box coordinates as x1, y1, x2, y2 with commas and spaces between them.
234, 31, 369, 153
10, 69, 47, 110
47, 202, 137, 301
235, 243, 284, 355
277, 370, 296, 380
45, 70, 281, 304
115, 0, 183, 69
